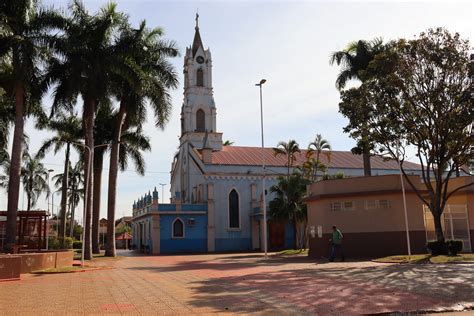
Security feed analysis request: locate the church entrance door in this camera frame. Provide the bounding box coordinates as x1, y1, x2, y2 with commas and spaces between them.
269, 221, 285, 250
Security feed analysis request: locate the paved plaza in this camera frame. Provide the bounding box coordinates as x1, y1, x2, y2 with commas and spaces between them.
0, 251, 473, 315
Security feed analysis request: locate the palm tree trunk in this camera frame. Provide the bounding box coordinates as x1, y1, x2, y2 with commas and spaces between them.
5, 82, 24, 253
83, 99, 95, 260
59, 143, 70, 243
69, 196, 75, 238
92, 150, 104, 254
105, 101, 127, 257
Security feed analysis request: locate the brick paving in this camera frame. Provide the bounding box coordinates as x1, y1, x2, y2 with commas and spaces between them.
0, 251, 473, 315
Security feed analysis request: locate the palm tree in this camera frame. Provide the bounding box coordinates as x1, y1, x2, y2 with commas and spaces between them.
0, 0, 65, 252
53, 160, 84, 238
21, 151, 50, 211
329, 38, 384, 176
301, 158, 327, 183
307, 134, 332, 181
67, 161, 84, 238
269, 173, 309, 250
273, 140, 301, 178
37, 111, 82, 242
90, 102, 152, 255
46, 1, 125, 259
223, 140, 234, 146
104, 20, 178, 257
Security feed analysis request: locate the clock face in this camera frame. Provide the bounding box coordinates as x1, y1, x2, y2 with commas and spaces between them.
196, 56, 204, 64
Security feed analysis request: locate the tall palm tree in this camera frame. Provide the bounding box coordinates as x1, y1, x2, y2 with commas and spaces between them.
0, 0, 65, 252
330, 38, 384, 177
91, 102, 152, 254
21, 150, 50, 211
37, 111, 82, 242
105, 20, 178, 257
46, 1, 126, 259
273, 140, 301, 178
52, 160, 84, 238
307, 134, 332, 181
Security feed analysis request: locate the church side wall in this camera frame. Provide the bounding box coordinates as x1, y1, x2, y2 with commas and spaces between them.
160, 213, 208, 254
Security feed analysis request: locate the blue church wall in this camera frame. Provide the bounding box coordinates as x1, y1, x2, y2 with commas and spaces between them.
160, 213, 207, 254
216, 237, 252, 252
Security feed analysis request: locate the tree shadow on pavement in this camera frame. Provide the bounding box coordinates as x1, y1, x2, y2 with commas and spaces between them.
185, 264, 473, 314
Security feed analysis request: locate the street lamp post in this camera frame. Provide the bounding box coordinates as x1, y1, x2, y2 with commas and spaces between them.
396, 141, 411, 257
255, 78, 267, 257
47, 169, 54, 250
159, 183, 167, 203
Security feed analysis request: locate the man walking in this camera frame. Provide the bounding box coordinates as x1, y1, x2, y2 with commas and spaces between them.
329, 225, 345, 262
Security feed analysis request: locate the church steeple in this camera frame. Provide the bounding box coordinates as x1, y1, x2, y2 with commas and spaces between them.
179, 13, 222, 151
192, 13, 203, 57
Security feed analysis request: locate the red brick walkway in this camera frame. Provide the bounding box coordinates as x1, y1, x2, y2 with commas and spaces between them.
0, 251, 472, 314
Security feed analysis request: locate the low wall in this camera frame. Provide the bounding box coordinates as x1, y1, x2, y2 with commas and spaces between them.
19, 251, 74, 274
308, 231, 427, 259
0, 255, 21, 281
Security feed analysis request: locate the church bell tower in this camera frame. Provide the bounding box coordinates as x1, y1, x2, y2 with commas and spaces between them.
180, 14, 222, 151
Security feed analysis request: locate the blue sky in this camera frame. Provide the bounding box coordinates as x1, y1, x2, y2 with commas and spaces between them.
1, 0, 472, 221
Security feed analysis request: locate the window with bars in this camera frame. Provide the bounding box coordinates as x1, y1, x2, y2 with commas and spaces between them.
330, 201, 354, 211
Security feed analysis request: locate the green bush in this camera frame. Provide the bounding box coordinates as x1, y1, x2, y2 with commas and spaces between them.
446, 240, 463, 256
62, 237, 74, 249
72, 240, 83, 249
48, 236, 61, 250
426, 240, 448, 256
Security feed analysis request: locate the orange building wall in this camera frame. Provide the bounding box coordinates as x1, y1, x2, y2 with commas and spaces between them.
305, 175, 474, 258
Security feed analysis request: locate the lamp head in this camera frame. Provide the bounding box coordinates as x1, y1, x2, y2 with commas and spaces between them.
255, 79, 267, 86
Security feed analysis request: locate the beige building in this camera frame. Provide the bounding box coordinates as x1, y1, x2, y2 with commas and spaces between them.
305, 175, 474, 258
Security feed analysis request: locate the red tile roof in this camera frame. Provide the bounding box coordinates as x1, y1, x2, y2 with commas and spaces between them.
211, 146, 420, 170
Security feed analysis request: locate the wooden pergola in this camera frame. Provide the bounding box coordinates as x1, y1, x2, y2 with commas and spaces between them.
0, 210, 48, 251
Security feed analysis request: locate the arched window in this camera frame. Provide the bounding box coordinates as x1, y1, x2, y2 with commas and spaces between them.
172, 218, 184, 238
229, 189, 240, 228
196, 69, 204, 86
196, 109, 205, 132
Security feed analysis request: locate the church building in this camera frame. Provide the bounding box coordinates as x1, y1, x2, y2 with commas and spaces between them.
130, 16, 421, 255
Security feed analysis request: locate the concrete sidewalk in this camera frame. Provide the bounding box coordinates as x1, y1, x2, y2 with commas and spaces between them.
0, 251, 472, 315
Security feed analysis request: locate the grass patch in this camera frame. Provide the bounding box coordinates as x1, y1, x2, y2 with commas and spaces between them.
374, 253, 474, 264
73, 250, 123, 261
275, 249, 309, 256
32, 266, 100, 274
373, 254, 430, 263
429, 254, 474, 263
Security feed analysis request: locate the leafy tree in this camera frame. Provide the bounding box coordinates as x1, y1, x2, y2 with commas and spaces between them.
330, 38, 385, 176
0, 0, 65, 252
37, 111, 82, 242
269, 172, 310, 250
339, 28, 473, 242
223, 140, 234, 146
273, 140, 301, 178
105, 20, 178, 257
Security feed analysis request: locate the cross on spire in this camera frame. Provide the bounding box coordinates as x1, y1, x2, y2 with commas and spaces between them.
195, 11, 199, 29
